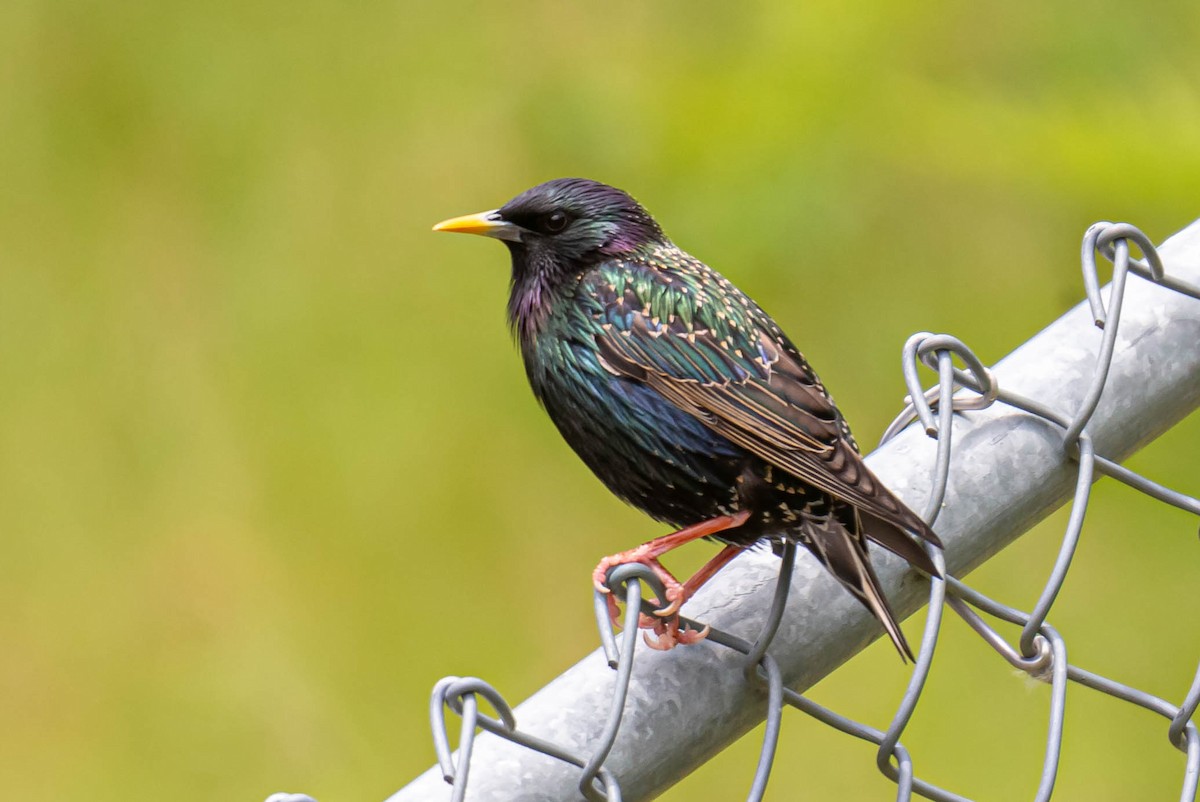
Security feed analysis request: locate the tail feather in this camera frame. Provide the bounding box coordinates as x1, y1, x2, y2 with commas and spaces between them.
859, 510, 941, 579
872, 487, 943, 550
855, 550, 914, 662
803, 513, 916, 662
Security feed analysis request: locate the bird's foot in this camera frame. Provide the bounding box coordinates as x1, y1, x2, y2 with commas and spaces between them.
601, 590, 690, 631
592, 547, 681, 597
595, 558, 704, 651
601, 592, 709, 650
592, 512, 751, 649
591, 511, 751, 601
642, 615, 710, 651
593, 552, 688, 627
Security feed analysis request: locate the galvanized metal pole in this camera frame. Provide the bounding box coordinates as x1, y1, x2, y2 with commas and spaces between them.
388, 219, 1200, 802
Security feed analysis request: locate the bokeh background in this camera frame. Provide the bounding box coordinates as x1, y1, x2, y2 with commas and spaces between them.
2, 1, 1198, 800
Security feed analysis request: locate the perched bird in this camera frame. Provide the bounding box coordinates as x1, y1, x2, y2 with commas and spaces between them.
433, 178, 941, 658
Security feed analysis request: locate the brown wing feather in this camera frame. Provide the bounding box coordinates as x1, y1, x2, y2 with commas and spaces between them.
597, 314, 941, 550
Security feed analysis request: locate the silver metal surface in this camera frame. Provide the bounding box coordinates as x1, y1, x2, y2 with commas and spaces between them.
378, 219, 1200, 802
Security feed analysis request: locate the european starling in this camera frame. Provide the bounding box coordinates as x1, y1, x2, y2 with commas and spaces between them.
433, 178, 941, 658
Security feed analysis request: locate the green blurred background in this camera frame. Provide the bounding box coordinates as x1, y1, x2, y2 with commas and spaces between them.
2, 1, 1198, 800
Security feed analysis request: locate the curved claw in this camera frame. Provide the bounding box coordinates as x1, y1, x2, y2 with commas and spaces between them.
641, 617, 711, 650
644, 629, 676, 650
652, 591, 685, 618
675, 622, 711, 645
592, 564, 613, 594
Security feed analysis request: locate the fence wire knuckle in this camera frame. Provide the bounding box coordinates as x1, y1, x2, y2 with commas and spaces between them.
885, 333, 998, 443
332, 218, 1200, 802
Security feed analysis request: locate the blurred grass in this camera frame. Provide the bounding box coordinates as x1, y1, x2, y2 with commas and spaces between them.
0, 0, 1198, 800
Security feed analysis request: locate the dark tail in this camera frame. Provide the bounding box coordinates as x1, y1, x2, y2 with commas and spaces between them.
803, 513, 918, 661
859, 510, 942, 579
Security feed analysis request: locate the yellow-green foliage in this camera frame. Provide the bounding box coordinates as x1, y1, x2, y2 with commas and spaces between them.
1, 1, 1197, 800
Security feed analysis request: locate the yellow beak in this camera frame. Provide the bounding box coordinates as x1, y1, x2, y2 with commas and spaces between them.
431, 209, 523, 242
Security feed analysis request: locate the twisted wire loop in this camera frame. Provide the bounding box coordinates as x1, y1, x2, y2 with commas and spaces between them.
585, 550, 799, 802
325, 219, 1200, 802
430, 673, 624, 802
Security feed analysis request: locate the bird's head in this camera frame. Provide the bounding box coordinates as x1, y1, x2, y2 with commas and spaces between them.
434, 178, 667, 339
433, 177, 666, 273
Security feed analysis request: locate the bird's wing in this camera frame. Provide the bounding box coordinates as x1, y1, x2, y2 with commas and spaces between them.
589, 263, 938, 545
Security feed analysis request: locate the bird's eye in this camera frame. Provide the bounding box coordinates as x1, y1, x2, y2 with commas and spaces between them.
543, 211, 569, 233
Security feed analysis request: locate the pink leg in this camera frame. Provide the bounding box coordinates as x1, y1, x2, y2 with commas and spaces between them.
592, 511, 751, 595
662, 543, 743, 614
593, 512, 751, 647
640, 545, 746, 648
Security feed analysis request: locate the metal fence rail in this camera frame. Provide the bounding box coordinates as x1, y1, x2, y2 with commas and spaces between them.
364, 218, 1200, 802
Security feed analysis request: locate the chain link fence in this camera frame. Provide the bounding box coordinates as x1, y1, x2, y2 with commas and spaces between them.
275, 217, 1200, 802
